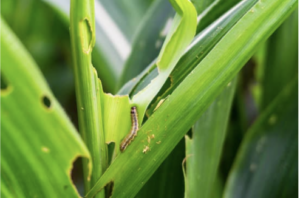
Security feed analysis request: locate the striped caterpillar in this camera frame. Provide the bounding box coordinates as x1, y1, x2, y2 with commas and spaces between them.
120, 106, 139, 152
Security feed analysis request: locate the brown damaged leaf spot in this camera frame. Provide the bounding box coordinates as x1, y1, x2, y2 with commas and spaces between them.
153, 98, 166, 112
147, 136, 151, 144
144, 134, 155, 153
143, 145, 150, 154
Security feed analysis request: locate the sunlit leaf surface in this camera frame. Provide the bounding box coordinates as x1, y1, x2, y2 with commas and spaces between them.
1, 18, 91, 198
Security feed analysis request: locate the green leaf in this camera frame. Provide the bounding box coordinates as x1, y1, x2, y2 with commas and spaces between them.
196, 0, 241, 33
118, 0, 247, 93
131, 0, 197, 123
184, 78, 237, 198
85, 0, 297, 197
136, 139, 185, 198
1, 0, 76, 107
119, 0, 174, 88
69, 0, 107, 195
261, 10, 298, 110
223, 78, 298, 198
1, 17, 90, 198
97, 0, 196, 159
146, 0, 256, 116
118, 0, 256, 113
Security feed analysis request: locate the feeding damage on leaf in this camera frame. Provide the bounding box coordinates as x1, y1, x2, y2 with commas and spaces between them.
80, 18, 94, 54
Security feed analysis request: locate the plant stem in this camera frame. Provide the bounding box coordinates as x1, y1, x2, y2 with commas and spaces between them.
70, 0, 106, 196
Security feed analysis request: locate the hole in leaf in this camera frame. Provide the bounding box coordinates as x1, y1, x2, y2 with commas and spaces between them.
1, 72, 9, 90
80, 18, 93, 53
107, 142, 115, 165
71, 157, 85, 196
105, 181, 114, 198
42, 95, 51, 108
90, 181, 114, 198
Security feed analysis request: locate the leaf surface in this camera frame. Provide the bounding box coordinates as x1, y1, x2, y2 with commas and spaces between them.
184, 78, 237, 198
223, 78, 298, 198
85, 0, 297, 197
1, 17, 90, 198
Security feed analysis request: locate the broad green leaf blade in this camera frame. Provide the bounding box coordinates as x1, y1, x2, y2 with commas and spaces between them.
86, 0, 296, 197
147, 0, 256, 116
69, 0, 106, 195
1, 17, 90, 198
119, 0, 174, 88
136, 139, 185, 198
97, 0, 196, 159
119, 0, 255, 122
261, 10, 298, 110
132, 0, 197, 124
118, 0, 255, 98
223, 78, 298, 198
184, 78, 237, 198
119, 0, 255, 108
120, 0, 248, 93
1, 1, 76, 108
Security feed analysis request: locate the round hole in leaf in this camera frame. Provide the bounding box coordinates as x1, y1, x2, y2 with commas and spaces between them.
1, 73, 8, 90
42, 96, 51, 109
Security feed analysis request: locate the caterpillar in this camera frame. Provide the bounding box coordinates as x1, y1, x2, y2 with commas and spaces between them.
120, 106, 139, 152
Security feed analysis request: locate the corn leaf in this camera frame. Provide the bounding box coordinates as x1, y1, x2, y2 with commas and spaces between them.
184, 78, 237, 198
1, 17, 91, 198
85, 0, 297, 197
223, 78, 298, 198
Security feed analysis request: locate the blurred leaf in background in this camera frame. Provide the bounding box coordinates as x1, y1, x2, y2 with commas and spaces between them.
2, 0, 76, 121
224, 78, 298, 198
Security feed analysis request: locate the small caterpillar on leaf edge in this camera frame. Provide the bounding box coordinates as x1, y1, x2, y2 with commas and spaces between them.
120, 106, 139, 152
